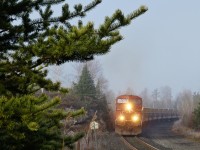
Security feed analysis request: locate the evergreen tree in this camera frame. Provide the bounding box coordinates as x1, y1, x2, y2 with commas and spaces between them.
96, 78, 103, 100
0, 94, 85, 149
193, 103, 200, 129
193, 92, 200, 109
0, 0, 148, 149
75, 64, 96, 101
193, 93, 200, 129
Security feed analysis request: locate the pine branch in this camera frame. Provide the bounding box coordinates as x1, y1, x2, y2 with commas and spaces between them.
33, 96, 60, 114
98, 6, 148, 38
41, 0, 65, 5
83, 0, 102, 12
127, 5, 148, 21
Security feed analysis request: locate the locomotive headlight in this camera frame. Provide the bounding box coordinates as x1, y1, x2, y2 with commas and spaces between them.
132, 114, 139, 122
126, 103, 132, 111
119, 115, 125, 121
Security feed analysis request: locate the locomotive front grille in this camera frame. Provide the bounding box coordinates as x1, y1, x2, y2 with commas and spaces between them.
123, 113, 133, 121
115, 112, 142, 127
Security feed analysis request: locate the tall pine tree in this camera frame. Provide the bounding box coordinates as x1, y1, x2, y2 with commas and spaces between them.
75, 64, 96, 101
0, 0, 148, 149
96, 78, 104, 100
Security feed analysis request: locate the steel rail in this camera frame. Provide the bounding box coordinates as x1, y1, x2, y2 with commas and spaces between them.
135, 137, 159, 150
120, 136, 159, 150
120, 136, 138, 150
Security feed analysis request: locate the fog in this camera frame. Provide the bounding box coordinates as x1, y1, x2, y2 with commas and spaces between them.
49, 0, 200, 97
95, 0, 200, 96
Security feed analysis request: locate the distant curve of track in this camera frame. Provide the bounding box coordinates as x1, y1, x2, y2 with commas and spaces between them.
120, 119, 200, 150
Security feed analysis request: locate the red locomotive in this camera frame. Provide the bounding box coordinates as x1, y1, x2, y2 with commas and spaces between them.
115, 95, 143, 135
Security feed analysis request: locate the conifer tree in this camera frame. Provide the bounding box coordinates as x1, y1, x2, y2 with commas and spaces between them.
74, 64, 96, 101
0, 0, 148, 149
96, 78, 103, 100
0, 95, 85, 149
193, 103, 200, 129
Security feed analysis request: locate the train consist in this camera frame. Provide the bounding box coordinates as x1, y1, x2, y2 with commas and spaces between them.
115, 94, 178, 135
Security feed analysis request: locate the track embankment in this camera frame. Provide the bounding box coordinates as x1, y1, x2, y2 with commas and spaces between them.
141, 119, 200, 150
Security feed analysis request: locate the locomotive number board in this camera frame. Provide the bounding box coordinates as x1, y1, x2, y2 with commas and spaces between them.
117, 99, 128, 103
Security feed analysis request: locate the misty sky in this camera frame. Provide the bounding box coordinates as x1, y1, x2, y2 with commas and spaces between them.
49, 0, 200, 96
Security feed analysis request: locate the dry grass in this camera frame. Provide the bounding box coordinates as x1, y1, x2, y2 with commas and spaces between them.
78, 131, 129, 150
172, 119, 200, 142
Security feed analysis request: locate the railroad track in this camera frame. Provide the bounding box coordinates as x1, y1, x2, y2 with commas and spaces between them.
120, 136, 160, 150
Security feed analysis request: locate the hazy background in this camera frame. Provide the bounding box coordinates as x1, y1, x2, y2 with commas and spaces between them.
48, 0, 200, 97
